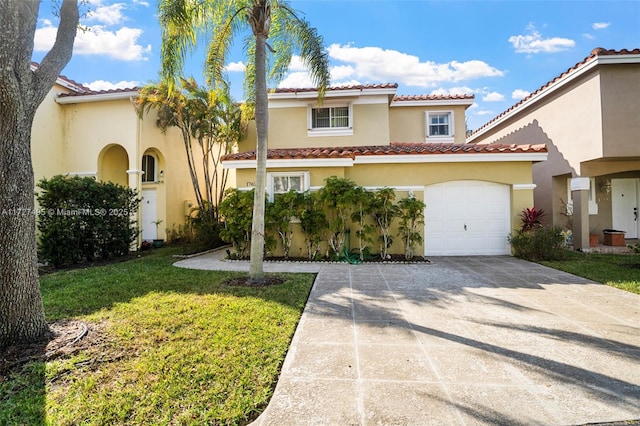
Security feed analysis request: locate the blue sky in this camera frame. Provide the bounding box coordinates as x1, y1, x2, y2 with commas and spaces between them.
33, 0, 640, 131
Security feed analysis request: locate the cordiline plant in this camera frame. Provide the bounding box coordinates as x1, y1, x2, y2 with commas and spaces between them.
521, 206, 546, 232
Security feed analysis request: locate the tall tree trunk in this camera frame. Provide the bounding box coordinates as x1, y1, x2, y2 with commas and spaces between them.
248, 31, 268, 281
0, 109, 49, 348
0, 0, 78, 348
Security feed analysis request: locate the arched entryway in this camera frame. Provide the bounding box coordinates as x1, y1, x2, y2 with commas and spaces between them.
98, 144, 129, 187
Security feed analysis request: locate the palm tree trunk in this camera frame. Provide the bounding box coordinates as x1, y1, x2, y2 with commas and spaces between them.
248, 31, 268, 281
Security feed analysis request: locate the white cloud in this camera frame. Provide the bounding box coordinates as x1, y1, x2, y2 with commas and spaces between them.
86, 3, 126, 25
85, 80, 139, 91
512, 89, 531, 100
277, 72, 315, 88
132, 0, 150, 6
592, 22, 611, 30
325, 43, 503, 87
225, 61, 246, 72
35, 22, 151, 61
475, 110, 495, 116
582, 33, 595, 40
509, 25, 575, 53
430, 86, 474, 96
483, 91, 505, 102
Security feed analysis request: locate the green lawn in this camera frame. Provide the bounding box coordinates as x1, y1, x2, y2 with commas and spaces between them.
0, 247, 315, 425
541, 250, 640, 295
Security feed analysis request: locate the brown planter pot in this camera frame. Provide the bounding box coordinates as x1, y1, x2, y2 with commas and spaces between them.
589, 234, 599, 247
603, 230, 625, 246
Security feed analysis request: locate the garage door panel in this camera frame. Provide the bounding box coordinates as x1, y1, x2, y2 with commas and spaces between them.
425, 181, 510, 256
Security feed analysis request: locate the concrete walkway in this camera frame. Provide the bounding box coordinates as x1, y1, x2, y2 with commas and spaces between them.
175, 251, 640, 425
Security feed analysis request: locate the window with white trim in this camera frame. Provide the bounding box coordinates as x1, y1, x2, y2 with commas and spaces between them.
566, 177, 598, 215
425, 111, 454, 139
308, 103, 352, 136
141, 154, 156, 183
268, 171, 310, 201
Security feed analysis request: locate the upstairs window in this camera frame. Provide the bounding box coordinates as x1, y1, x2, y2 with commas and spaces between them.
308, 104, 353, 137
141, 154, 156, 183
426, 111, 454, 140
312, 106, 349, 129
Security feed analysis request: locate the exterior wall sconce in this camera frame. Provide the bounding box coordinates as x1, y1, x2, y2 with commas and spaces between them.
600, 180, 612, 194
159, 170, 164, 178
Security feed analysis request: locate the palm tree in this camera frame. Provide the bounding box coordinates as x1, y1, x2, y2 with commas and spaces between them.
158, 0, 330, 282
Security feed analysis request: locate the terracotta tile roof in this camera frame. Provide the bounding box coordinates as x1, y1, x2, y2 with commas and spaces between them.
273, 83, 398, 93
57, 86, 141, 98
222, 142, 547, 161
31, 62, 91, 93
469, 48, 640, 138
393, 94, 475, 102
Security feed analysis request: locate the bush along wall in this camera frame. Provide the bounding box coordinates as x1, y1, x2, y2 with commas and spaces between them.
37, 175, 140, 268
219, 177, 426, 261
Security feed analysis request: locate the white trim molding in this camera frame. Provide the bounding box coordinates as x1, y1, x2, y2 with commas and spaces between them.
56, 91, 139, 104
513, 183, 537, 190
570, 177, 591, 191
66, 171, 97, 177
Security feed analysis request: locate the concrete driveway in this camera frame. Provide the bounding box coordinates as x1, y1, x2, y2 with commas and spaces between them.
175, 252, 640, 425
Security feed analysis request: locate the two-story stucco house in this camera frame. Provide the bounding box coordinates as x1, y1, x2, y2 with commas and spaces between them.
468, 48, 640, 251
222, 84, 547, 256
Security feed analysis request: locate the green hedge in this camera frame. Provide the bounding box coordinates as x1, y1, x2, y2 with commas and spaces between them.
37, 175, 140, 268
509, 226, 567, 261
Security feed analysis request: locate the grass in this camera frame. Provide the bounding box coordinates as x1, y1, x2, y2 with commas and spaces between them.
541, 250, 640, 295
0, 247, 315, 425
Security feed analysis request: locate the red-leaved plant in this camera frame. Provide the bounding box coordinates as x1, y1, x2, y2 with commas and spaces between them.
521, 206, 546, 231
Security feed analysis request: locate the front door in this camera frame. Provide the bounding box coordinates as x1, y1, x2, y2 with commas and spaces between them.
612, 179, 639, 239
141, 189, 157, 240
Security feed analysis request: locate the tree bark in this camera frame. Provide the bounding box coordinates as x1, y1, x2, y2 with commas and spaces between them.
248, 30, 268, 281
0, 0, 78, 348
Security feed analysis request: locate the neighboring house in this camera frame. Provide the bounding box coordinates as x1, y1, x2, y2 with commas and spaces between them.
32, 70, 203, 244
468, 48, 640, 250
223, 84, 547, 256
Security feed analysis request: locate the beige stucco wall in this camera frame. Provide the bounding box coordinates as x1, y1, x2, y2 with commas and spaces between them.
390, 105, 468, 143
63, 99, 138, 175
266, 102, 390, 148
32, 84, 68, 184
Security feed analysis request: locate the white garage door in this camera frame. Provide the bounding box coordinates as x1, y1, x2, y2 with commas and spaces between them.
424, 181, 511, 256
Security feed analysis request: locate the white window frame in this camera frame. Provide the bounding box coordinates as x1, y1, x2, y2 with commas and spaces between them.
141, 153, 157, 183
425, 110, 454, 142
307, 102, 353, 137
267, 171, 310, 201
566, 177, 598, 215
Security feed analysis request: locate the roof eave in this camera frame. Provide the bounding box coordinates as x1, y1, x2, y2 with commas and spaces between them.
55, 91, 140, 104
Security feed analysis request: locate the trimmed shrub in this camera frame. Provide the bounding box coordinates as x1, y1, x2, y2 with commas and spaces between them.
510, 226, 567, 261
37, 175, 140, 268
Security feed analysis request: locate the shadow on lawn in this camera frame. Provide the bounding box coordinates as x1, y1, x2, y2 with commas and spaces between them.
39, 247, 314, 320
2, 247, 314, 425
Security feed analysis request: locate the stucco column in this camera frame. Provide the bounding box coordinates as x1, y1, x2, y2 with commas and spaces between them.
571, 177, 590, 251
127, 169, 143, 248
